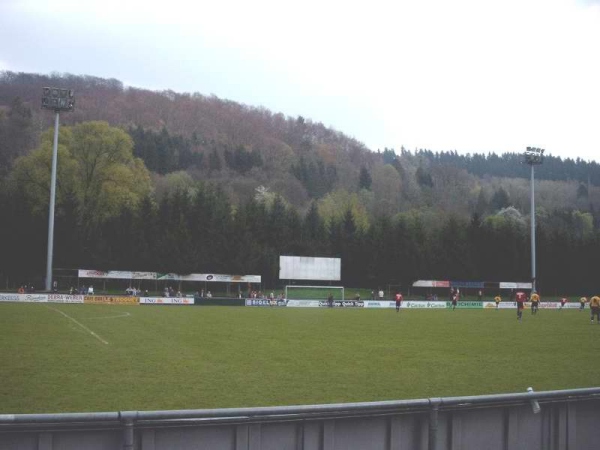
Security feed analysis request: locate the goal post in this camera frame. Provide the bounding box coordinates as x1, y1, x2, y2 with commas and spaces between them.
285, 285, 345, 301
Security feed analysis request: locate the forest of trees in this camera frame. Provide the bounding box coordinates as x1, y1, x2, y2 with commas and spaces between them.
1, 71, 599, 295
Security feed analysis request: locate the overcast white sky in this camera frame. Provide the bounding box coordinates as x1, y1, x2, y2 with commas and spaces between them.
1, 0, 599, 161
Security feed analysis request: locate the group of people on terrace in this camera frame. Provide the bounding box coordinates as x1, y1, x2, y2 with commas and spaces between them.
69, 285, 94, 295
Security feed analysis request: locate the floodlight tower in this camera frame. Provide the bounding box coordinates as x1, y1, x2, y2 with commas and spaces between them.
41, 87, 75, 292
523, 147, 544, 293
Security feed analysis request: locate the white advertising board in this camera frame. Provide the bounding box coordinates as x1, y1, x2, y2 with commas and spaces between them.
79, 270, 260, 283
0, 293, 48, 303
140, 297, 195, 305
402, 301, 447, 309
156, 273, 261, 282
483, 301, 579, 309
78, 270, 155, 279
286, 300, 323, 308
48, 294, 84, 303
279, 256, 341, 281
499, 282, 533, 289
363, 301, 396, 308
483, 301, 515, 309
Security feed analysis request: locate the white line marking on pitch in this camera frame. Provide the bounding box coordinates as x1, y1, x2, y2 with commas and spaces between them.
47, 306, 109, 345
82, 312, 131, 320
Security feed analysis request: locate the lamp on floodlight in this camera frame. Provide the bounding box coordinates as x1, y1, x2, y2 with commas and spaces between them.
523, 146, 544, 293
41, 87, 75, 292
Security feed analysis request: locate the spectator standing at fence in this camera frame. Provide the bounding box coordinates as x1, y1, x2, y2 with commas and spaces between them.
87, 285, 94, 295
530, 291, 540, 315
395, 292, 403, 312
580, 297, 587, 311
327, 292, 334, 308
451, 292, 458, 310
477, 290, 483, 301
515, 291, 526, 321
590, 296, 600, 324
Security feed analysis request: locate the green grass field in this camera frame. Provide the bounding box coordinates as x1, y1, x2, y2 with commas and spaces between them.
0, 303, 598, 414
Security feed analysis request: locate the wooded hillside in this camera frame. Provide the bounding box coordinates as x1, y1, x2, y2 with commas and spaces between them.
1, 71, 598, 294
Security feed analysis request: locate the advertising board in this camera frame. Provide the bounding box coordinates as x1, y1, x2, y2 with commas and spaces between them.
363, 301, 396, 308
449, 301, 483, 309
483, 301, 580, 309
140, 297, 194, 305
48, 294, 84, 303
0, 293, 48, 303
84, 296, 139, 305
402, 301, 446, 309
78, 269, 260, 283
484, 301, 517, 309
245, 299, 288, 307
285, 300, 364, 308
286, 300, 322, 308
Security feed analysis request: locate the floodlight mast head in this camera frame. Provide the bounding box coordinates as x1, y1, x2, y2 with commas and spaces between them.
41, 87, 75, 112
523, 147, 544, 165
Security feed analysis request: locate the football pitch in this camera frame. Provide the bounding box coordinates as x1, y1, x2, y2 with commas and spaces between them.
0, 303, 598, 414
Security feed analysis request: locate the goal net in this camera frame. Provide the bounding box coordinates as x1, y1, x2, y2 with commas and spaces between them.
285, 285, 345, 301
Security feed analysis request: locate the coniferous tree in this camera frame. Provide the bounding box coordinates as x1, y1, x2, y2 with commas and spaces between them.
490, 187, 510, 211
208, 149, 222, 173
135, 195, 160, 271
359, 166, 372, 190
416, 165, 434, 188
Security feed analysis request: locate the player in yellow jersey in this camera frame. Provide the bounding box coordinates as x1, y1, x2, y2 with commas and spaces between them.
579, 297, 587, 311
494, 295, 501, 310
530, 292, 540, 315
590, 296, 600, 324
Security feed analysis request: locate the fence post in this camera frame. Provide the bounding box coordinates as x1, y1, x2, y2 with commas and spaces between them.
120, 411, 137, 450
429, 398, 441, 450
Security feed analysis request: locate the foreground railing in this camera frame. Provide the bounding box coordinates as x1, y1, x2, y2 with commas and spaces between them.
1, 387, 599, 449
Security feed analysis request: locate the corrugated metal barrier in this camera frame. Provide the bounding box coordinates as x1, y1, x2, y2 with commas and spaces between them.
1, 387, 599, 449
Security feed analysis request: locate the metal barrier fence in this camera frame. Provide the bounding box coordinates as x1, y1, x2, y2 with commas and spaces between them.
1, 387, 599, 450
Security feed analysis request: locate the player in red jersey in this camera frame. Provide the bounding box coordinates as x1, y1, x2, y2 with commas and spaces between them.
395, 292, 403, 312
451, 293, 458, 310
560, 297, 567, 310
515, 291, 526, 321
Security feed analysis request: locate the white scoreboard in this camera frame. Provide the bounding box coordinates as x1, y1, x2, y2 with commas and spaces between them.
279, 256, 341, 281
